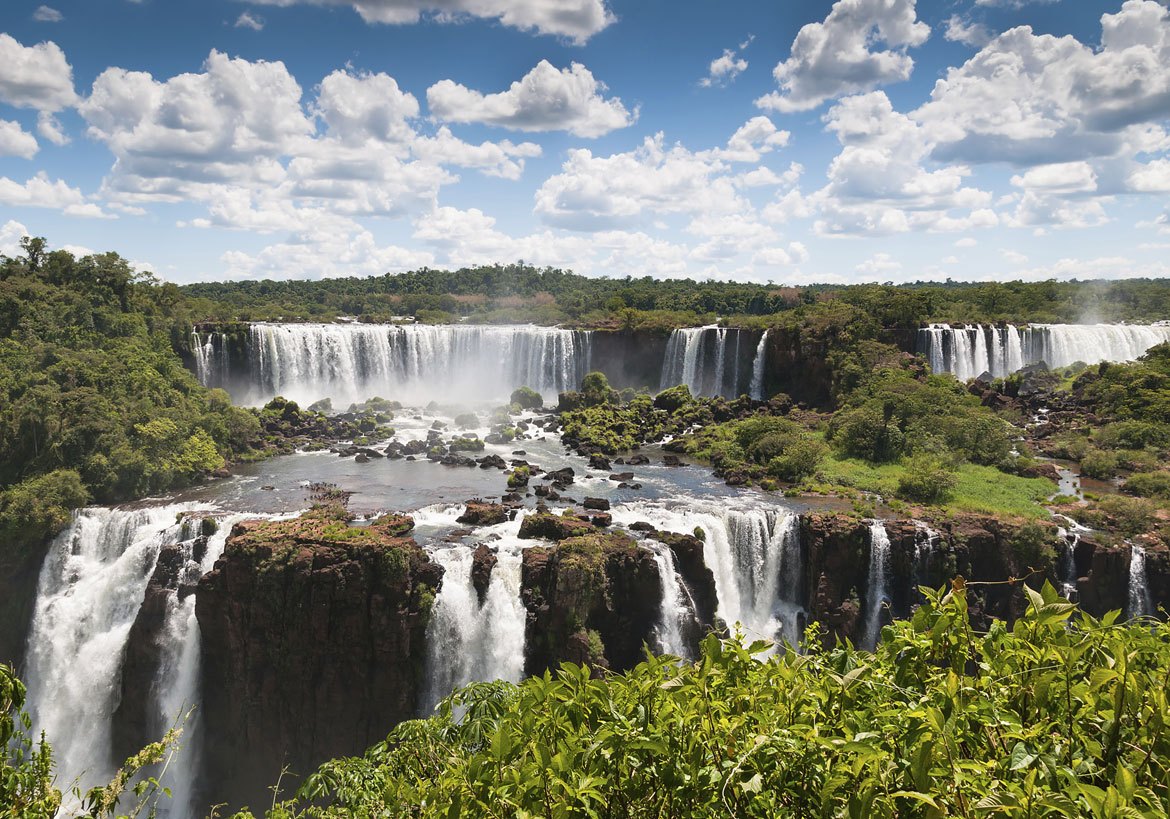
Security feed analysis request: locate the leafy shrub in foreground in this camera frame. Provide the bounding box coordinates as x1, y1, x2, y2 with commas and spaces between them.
254, 583, 1170, 819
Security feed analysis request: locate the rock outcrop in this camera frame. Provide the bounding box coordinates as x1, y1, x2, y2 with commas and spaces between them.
521, 531, 661, 676
195, 504, 441, 812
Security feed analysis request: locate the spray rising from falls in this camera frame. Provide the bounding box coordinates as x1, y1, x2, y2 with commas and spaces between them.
192, 323, 592, 407
22, 505, 256, 818
659, 327, 754, 399
421, 512, 528, 712
749, 330, 769, 401
919, 324, 1170, 381
1128, 544, 1153, 619
864, 521, 891, 650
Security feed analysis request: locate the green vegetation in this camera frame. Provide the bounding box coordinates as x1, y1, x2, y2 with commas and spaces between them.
2, 661, 182, 818
509, 386, 543, 410
179, 260, 1170, 327
0, 239, 272, 572
238, 583, 1169, 818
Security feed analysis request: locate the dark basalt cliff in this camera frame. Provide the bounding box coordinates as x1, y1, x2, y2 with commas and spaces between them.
194, 508, 441, 811
521, 531, 662, 675
174, 502, 1165, 810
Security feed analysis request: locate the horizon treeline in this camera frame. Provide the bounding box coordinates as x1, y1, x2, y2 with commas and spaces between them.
181, 262, 1170, 327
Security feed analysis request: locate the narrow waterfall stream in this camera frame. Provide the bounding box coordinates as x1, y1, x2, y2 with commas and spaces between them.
1128, 544, 1153, 619
749, 330, 768, 400
645, 541, 700, 659
864, 521, 891, 650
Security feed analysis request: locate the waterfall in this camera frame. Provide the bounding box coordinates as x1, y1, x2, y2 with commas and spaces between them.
610, 502, 805, 649
749, 330, 768, 401
1127, 544, 1153, 620
863, 521, 891, 650
422, 531, 527, 711
193, 323, 592, 407
659, 326, 747, 398
920, 323, 1170, 380
645, 541, 699, 659
911, 521, 938, 598
1055, 528, 1080, 602
21, 505, 279, 818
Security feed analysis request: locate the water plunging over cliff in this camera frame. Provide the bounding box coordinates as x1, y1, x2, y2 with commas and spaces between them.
918, 324, 1170, 381
611, 503, 805, 649
22, 506, 242, 816
645, 541, 700, 659
1128, 544, 1153, 619
421, 511, 528, 711
749, 331, 768, 401
864, 521, 891, 650
659, 327, 752, 398
192, 323, 592, 407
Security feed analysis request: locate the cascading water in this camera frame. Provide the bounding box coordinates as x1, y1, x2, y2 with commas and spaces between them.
911, 521, 938, 598
749, 330, 768, 401
421, 513, 528, 712
659, 326, 748, 398
193, 323, 592, 407
1056, 530, 1080, 602
610, 502, 805, 649
863, 521, 891, 650
920, 323, 1170, 381
1128, 544, 1153, 619
645, 541, 700, 659
23, 506, 201, 814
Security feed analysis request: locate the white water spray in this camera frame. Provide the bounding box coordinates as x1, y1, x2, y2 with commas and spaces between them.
749, 331, 768, 401
864, 521, 891, 650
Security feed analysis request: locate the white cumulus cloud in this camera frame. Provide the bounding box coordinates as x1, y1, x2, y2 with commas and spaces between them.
246, 0, 613, 43
0, 33, 78, 111
756, 0, 930, 113
427, 61, 634, 138
0, 120, 38, 159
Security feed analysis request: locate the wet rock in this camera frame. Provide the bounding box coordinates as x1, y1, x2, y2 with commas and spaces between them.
617, 482, 643, 490
518, 510, 594, 541
457, 502, 507, 527
403, 440, 428, 455
583, 497, 610, 511
471, 544, 498, 606
628, 521, 656, 532
609, 472, 635, 482
477, 454, 507, 469
591, 513, 612, 527
544, 467, 575, 485
626, 455, 650, 466
588, 454, 612, 471
662, 455, 682, 467
383, 442, 405, 458
354, 453, 370, 463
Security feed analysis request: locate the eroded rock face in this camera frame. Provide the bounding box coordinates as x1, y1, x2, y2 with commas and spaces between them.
520, 532, 661, 677
195, 507, 441, 812
113, 542, 190, 763
471, 543, 497, 606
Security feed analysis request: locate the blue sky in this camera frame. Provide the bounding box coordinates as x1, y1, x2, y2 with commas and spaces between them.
1, 0, 1169, 284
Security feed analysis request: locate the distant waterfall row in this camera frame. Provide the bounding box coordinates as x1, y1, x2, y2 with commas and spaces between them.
192, 323, 593, 407
919, 323, 1170, 381
658, 326, 769, 400
191, 323, 774, 406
